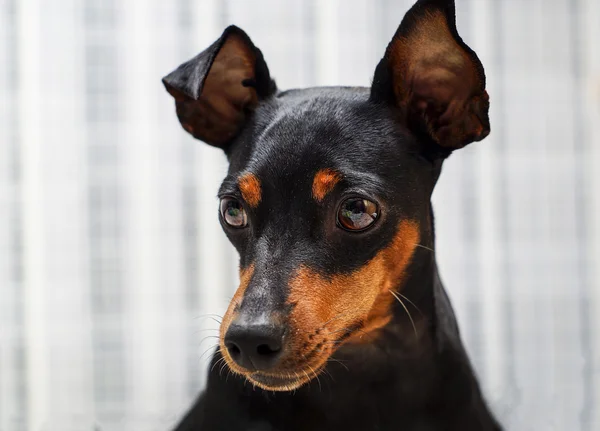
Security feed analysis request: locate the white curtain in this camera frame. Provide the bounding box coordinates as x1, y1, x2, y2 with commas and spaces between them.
0, 0, 599, 430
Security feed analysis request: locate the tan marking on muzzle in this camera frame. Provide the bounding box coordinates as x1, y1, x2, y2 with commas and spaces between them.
218, 221, 420, 391
288, 220, 420, 348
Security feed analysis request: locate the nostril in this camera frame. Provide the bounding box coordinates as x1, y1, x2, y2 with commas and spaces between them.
256, 343, 281, 357
226, 342, 242, 359
224, 321, 286, 371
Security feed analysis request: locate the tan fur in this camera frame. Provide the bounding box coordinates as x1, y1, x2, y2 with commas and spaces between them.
218, 220, 420, 391
312, 169, 342, 202
388, 10, 488, 148
238, 173, 262, 208
170, 33, 258, 145
287, 220, 420, 347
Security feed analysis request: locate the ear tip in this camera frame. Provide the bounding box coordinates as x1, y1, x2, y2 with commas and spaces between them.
161, 74, 175, 94
223, 24, 245, 34
162, 73, 184, 99
409, 0, 456, 20
221, 25, 253, 46
162, 72, 196, 101
414, 0, 455, 10
162, 56, 205, 100
161, 71, 178, 89
162, 27, 253, 102
479, 127, 491, 141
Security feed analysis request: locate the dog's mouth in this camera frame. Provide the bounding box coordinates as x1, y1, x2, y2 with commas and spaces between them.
218, 318, 367, 391
247, 364, 326, 391
218, 339, 334, 391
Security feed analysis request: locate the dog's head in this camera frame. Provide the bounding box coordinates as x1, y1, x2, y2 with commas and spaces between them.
163, 0, 489, 391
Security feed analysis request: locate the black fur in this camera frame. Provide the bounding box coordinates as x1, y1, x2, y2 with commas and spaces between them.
164, 1, 502, 430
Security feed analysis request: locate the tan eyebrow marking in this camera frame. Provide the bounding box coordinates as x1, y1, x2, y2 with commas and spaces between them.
238, 172, 262, 208
312, 169, 342, 202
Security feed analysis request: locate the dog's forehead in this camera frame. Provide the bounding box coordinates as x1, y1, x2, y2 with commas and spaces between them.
229, 88, 416, 191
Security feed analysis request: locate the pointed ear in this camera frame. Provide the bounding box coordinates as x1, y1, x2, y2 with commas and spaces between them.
162, 26, 276, 149
370, 0, 490, 151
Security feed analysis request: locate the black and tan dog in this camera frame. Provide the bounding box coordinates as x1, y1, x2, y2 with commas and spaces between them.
163, 0, 501, 429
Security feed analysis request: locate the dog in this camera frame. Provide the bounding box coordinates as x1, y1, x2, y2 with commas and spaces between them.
163, 0, 502, 429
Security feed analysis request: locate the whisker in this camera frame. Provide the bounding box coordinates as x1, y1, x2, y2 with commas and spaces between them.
210, 357, 226, 373
199, 344, 218, 362
327, 357, 349, 372
199, 335, 220, 344
219, 361, 228, 377
414, 243, 435, 253
193, 313, 223, 322
325, 325, 369, 339
316, 312, 350, 332
300, 369, 312, 391
318, 340, 344, 347
321, 366, 336, 383
390, 290, 418, 339
193, 328, 220, 335
206, 316, 223, 326
396, 292, 422, 315
198, 334, 221, 351
307, 365, 322, 392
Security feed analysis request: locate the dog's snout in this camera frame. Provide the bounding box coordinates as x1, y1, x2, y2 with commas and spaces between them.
224, 318, 286, 372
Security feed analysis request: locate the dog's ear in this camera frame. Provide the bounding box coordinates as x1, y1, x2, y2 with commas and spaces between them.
162, 26, 276, 149
370, 0, 489, 151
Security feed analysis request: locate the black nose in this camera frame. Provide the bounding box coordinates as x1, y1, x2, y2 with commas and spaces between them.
224, 318, 285, 371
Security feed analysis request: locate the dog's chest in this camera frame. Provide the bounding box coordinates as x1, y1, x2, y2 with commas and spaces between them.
260, 378, 436, 431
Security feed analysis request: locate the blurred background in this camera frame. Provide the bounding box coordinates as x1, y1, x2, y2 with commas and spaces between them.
1, 0, 599, 430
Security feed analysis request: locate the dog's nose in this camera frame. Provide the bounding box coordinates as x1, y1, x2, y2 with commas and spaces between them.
224, 318, 285, 371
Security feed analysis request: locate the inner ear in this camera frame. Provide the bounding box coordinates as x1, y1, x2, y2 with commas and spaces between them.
371, 0, 490, 151
163, 26, 276, 149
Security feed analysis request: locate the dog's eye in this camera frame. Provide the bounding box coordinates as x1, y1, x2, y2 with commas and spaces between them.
337, 198, 379, 231
220, 197, 248, 228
